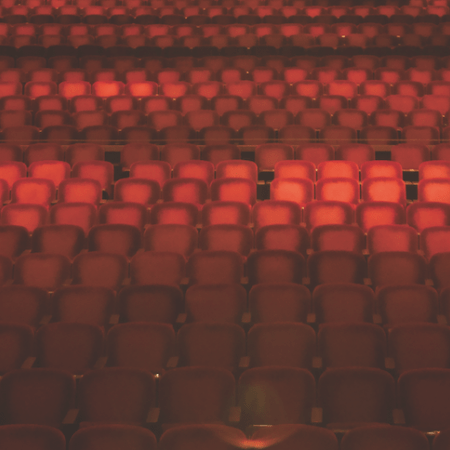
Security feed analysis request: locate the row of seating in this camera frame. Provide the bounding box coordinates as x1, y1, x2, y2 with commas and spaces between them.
0, 278, 426, 321
7, 221, 450, 261
8, 81, 449, 102
1, 0, 441, 7
1, 141, 450, 176
2, 320, 450, 376
0, 247, 449, 290
1, 197, 449, 232
1, 54, 450, 73
0, 282, 450, 330
7, 21, 450, 37
7, 67, 449, 87
0, 423, 443, 450
1, 141, 450, 173
2, 5, 450, 23
0, 173, 439, 209
10, 80, 450, 101
7, 22, 450, 39
4, 99, 450, 128
8, 32, 450, 50
0, 365, 449, 432
0, 44, 445, 61
2, 5, 449, 20
0, 280, 448, 328
2, 108, 450, 135
0, 123, 447, 147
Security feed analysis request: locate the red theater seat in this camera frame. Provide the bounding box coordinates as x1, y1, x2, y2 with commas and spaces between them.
238, 367, 315, 426
77, 368, 156, 426
35, 322, 103, 375
0, 369, 75, 427
131, 251, 185, 286
304, 201, 354, 231
159, 425, 245, 450
106, 322, 175, 374
72, 251, 127, 290
368, 252, 427, 288
271, 178, 314, 206
185, 284, 246, 324
318, 323, 387, 369
340, 425, 428, 450
247, 322, 315, 369
70, 425, 156, 450
88, 224, 142, 257
318, 368, 395, 429
119, 284, 183, 324
178, 322, 245, 373
249, 283, 311, 324
398, 369, 450, 432
159, 367, 235, 427
31, 224, 84, 260
114, 178, 160, 205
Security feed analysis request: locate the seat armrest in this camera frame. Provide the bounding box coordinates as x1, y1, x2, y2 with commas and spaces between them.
93, 356, 107, 370
392, 408, 405, 425
311, 407, 322, 424
312, 356, 322, 369
239, 356, 250, 369
302, 277, 310, 286
438, 315, 448, 326
166, 356, 179, 369
146, 407, 160, 424
180, 277, 189, 286
240, 276, 248, 286
228, 406, 241, 424
307, 313, 316, 324
39, 315, 52, 326
109, 314, 120, 325
176, 313, 187, 325
363, 278, 372, 286
372, 313, 382, 324
62, 278, 73, 287
384, 357, 395, 370
62, 408, 79, 425
425, 278, 434, 286
21, 356, 36, 369
241, 312, 251, 324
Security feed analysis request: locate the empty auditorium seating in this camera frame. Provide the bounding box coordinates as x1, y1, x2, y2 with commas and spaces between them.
0, 0, 449, 440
